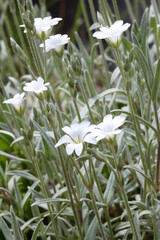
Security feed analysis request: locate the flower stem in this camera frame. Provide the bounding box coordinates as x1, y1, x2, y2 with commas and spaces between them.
71, 157, 107, 239
33, 157, 60, 240
153, 102, 160, 187
90, 161, 114, 239
54, 134, 83, 240
89, 190, 107, 240
110, 144, 139, 240
79, 77, 94, 123
99, 0, 110, 25
112, 0, 120, 20
115, 48, 147, 200
43, 39, 47, 81
69, 156, 88, 187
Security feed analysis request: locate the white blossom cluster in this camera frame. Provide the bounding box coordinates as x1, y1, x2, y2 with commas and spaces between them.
55, 114, 125, 156
3, 16, 70, 114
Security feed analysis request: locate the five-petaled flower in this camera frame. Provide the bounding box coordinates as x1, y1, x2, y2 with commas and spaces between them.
93, 114, 125, 142
23, 77, 49, 94
93, 20, 130, 48
20, 16, 62, 40
55, 121, 97, 156
3, 93, 25, 116
39, 34, 70, 54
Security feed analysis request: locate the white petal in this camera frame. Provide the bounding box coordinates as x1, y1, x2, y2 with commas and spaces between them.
75, 143, 83, 156
120, 23, 131, 33
97, 122, 105, 130
83, 134, 97, 144
103, 114, 112, 123
80, 121, 90, 129
66, 143, 75, 155
96, 134, 106, 142
113, 116, 125, 129
37, 77, 44, 84
55, 135, 72, 147
113, 129, 121, 135
62, 126, 71, 135
111, 20, 123, 30
93, 31, 107, 39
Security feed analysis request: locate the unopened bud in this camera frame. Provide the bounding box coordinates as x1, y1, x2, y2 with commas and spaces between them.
97, 11, 105, 26
68, 76, 74, 88
47, 112, 55, 128
68, 42, 73, 55
10, 38, 28, 63
27, 128, 33, 140
72, 56, 82, 76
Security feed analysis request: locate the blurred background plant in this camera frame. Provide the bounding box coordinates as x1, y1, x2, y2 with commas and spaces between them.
1, 0, 160, 240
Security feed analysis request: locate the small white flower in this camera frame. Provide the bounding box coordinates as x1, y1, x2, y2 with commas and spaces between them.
23, 77, 49, 94
3, 93, 25, 115
93, 114, 125, 142
55, 121, 97, 156
39, 34, 70, 53
20, 16, 62, 39
93, 20, 130, 48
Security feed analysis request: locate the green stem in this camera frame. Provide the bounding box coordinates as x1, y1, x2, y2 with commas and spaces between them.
90, 161, 114, 239
112, 0, 120, 20
115, 48, 147, 200
69, 156, 88, 187
110, 145, 139, 240
89, 190, 107, 240
43, 39, 47, 81
99, 0, 114, 24
88, 0, 97, 23
79, 77, 94, 123
153, 102, 160, 187
33, 157, 59, 239
99, 0, 110, 25
80, 0, 94, 44
98, 41, 110, 88
54, 134, 83, 240
124, 0, 135, 21
73, 97, 82, 122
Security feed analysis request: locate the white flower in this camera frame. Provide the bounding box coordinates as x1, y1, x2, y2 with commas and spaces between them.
20, 16, 62, 39
93, 114, 125, 142
93, 20, 130, 48
39, 34, 70, 53
23, 77, 49, 94
55, 121, 97, 156
3, 93, 25, 115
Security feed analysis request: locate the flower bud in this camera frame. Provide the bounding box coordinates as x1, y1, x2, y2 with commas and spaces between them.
68, 42, 73, 55
72, 56, 82, 76
10, 38, 28, 63
68, 76, 74, 88
97, 11, 105, 26
47, 112, 55, 128
28, 10, 34, 25
27, 128, 33, 141
22, 12, 36, 36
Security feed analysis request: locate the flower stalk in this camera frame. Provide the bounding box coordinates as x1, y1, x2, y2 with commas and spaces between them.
110, 144, 139, 240
115, 48, 148, 200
